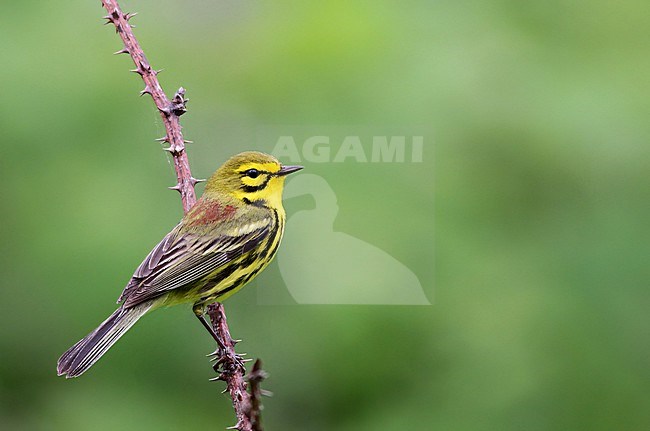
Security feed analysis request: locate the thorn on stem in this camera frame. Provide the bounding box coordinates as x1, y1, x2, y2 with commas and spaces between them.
209, 373, 226, 382
138, 60, 151, 73
226, 421, 243, 430
170, 87, 189, 116
113, 47, 129, 55
139, 85, 152, 96
163, 146, 180, 154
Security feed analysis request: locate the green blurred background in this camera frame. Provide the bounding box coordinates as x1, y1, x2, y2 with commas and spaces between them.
1, 0, 649, 430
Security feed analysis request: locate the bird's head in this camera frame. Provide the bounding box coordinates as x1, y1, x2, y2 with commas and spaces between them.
204, 151, 303, 208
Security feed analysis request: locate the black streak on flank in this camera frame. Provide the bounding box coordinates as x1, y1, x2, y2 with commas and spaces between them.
231, 275, 248, 290
213, 280, 240, 298
266, 237, 281, 263
199, 263, 239, 293
239, 252, 259, 268
244, 267, 263, 283
257, 246, 269, 261
257, 224, 279, 262
261, 210, 282, 262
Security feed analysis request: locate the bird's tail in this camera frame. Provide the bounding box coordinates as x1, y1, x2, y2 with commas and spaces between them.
57, 302, 153, 378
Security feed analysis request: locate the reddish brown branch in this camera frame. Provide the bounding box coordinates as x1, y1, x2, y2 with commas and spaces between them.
101, 0, 197, 213
208, 303, 254, 430
207, 304, 267, 431
247, 359, 269, 431
98, 2, 267, 430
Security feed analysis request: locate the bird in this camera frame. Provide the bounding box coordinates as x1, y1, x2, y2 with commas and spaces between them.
57, 151, 303, 378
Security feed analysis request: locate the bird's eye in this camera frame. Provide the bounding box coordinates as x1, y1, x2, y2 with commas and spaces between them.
244, 169, 260, 178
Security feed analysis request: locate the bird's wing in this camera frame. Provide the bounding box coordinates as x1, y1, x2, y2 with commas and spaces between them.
118, 216, 274, 308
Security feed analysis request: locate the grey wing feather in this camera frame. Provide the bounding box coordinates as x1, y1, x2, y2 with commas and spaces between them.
117, 225, 184, 304
118, 218, 273, 308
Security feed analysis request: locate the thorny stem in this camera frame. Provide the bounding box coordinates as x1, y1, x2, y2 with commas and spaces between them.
101, 0, 197, 213
208, 304, 253, 430
98, 2, 267, 430
208, 305, 268, 430
247, 359, 269, 431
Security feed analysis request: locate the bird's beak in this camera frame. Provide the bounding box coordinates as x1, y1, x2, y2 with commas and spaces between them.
277, 165, 304, 176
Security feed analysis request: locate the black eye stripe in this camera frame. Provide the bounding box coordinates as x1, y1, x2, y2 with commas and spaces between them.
240, 170, 274, 181
241, 174, 272, 193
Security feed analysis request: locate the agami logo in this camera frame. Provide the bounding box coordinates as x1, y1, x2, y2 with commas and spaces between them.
255, 128, 432, 305
272, 135, 424, 163
275, 174, 431, 305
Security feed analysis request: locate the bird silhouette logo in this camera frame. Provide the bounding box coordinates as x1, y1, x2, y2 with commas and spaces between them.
272, 173, 430, 305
